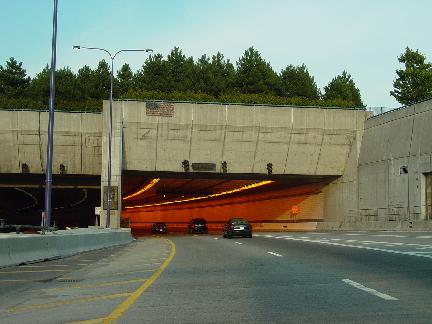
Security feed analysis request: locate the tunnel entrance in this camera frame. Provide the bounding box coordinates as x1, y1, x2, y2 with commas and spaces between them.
121, 171, 336, 235
0, 174, 100, 230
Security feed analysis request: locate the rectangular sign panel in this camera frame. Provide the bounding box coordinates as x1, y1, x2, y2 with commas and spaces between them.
103, 186, 118, 210
146, 102, 175, 117
192, 163, 216, 172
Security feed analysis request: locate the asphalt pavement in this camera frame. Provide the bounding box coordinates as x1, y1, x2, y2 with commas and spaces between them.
0, 231, 432, 323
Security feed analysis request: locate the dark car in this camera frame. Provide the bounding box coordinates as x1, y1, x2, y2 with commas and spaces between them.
151, 222, 168, 234
223, 218, 252, 238
188, 218, 208, 234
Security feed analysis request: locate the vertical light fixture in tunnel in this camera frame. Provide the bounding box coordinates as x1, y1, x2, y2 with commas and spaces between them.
221, 161, 227, 173
59, 164, 66, 174
267, 163, 273, 175
182, 160, 190, 172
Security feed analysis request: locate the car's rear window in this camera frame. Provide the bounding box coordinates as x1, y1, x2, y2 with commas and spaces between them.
231, 219, 249, 225
192, 218, 206, 223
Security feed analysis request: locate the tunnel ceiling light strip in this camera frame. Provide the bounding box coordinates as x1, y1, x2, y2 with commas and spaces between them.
125, 180, 274, 209
123, 178, 160, 201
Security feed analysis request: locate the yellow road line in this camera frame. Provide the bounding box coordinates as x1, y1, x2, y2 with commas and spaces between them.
102, 239, 176, 323
6, 293, 132, 313
42, 278, 148, 291
0, 269, 68, 274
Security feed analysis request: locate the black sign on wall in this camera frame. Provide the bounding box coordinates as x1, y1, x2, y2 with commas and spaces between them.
192, 163, 216, 172
103, 186, 118, 210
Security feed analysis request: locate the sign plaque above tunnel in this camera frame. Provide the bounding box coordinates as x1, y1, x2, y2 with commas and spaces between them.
192, 163, 216, 172
146, 102, 174, 117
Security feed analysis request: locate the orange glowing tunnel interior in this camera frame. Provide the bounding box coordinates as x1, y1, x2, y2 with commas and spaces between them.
121, 175, 330, 234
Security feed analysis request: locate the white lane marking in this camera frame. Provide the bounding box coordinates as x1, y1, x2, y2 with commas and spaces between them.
299, 236, 310, 239
265, 235, 273, 238
345, 233, 362, 236
267, 251, 282, 257
280, 237, 432, 259
307, 232, 329, 235
330, 238, 342, 241
234, 241, 243, 245
408, 251, 432, 254
275, 236, 286, 239
214, 237, 219, 240
417, 236, 432, 239
346, 240, 357, 243
374, 234, 407, 238
342, 279, 398, 301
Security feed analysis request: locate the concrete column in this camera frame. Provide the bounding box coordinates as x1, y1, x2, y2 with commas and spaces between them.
101, 101, 123, 228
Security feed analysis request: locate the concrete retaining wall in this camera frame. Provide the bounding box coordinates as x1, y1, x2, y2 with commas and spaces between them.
0, 228, 132, 268
0, 110, 102, 175
356, 100, 432, 224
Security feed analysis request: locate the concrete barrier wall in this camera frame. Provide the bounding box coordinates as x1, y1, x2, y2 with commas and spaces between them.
0, 110, 102, 175
0, 228, 132, 268
349, 100, 432, 228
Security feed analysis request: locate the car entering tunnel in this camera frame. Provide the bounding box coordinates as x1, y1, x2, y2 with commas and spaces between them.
122, 171, 336, 235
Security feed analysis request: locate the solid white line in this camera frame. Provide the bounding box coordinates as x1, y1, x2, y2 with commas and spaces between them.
342, 279, 398, 300
417, 236, 432, 239
374, 234, 407, 238
234, 242, 243, 245
267, 251, 282, 257
278, 237, 432, 259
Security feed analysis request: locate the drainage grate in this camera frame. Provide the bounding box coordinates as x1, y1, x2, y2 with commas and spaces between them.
56, 278, 83, 283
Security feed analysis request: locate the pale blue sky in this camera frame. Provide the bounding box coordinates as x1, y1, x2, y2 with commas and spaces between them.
0, 0, 430, 108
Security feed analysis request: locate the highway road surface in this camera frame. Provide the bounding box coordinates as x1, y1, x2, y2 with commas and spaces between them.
1, 231, 432, 323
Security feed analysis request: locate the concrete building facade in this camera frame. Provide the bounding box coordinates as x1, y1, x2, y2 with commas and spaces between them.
103, 100, 369, 228
2, 99, 432, 231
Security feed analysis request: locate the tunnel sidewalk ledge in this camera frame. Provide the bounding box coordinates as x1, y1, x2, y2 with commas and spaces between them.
0, 228, 133, 268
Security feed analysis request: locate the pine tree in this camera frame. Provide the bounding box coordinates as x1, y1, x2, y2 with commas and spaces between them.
0, 57, 30, 97
390, 47, 432, 105
323, 71, 363, 107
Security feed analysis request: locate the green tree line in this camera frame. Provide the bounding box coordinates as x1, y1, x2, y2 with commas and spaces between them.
0, 47, 365, 112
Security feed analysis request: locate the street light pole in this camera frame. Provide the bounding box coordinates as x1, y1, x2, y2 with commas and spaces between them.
73, 46, 153, 227
44, 0, 58, 231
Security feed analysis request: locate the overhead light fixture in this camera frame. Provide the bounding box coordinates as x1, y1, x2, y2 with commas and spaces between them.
123, 178, 160, 201
125, 180, 274, 209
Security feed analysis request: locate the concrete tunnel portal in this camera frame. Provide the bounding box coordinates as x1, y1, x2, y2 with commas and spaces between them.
121, 171, 337, 234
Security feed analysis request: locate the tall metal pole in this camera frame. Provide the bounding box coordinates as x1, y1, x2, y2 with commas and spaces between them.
44, 0, 58, 229
72, 46, 152, 228
106, 57, 114, 228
